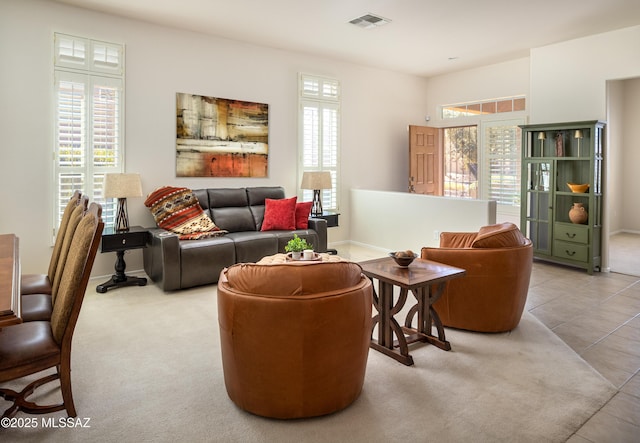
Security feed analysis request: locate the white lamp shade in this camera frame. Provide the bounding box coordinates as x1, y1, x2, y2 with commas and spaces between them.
301, 171, 332, 190
104, 173, 143, 198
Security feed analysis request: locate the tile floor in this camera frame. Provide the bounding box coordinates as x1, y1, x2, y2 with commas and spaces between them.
337, 243, 640, 443
528, 262, 640, 443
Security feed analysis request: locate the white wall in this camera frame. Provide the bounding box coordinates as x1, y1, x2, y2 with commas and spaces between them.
530, 26, 640, 123
0, 0, 429, 277
350, 189, 496, 253
425, 57, 531, 127
604, 77, 640, 236
529, 26, 640, 268
423, 27, 640, 270
621, 78, 640, 232
606, 80, 625, 233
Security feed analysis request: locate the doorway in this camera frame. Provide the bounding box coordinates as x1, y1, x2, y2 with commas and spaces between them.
606, 77, 640, 277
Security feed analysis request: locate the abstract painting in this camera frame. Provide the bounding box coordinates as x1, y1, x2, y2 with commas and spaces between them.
176, 93, 269, 177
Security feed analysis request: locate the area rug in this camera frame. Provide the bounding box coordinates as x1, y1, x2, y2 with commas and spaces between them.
1, 280, 617, 442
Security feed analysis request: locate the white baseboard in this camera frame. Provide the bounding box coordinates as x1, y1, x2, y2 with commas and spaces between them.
331, 240, 390, 253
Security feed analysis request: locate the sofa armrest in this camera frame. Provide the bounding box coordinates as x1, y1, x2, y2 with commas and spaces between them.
308, 218, 328, 253
143, 228, 182, 291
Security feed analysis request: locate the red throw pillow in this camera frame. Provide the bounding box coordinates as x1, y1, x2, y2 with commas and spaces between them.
295, 201, 313, 229
261, 197, 297, 231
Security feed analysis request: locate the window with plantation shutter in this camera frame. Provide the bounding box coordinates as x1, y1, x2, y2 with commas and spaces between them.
298, 74, 340, 210
482, 120, 523, 214
443, 126, 478, 199
53, 33, 124, 237
441, 119, 523, 218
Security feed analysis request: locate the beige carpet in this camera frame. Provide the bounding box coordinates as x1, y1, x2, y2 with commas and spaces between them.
1, 279, 617, 442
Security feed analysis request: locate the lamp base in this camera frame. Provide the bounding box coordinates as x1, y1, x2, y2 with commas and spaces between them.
311, 189, 323, 216
115, 198, 130, 232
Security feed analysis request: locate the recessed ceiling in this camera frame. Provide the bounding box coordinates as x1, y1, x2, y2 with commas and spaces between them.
48, 0, 640, 77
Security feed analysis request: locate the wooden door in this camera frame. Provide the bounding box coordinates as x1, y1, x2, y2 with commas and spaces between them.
409, 125, 440, 195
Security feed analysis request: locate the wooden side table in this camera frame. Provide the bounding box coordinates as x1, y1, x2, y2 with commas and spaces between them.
359, 257, 466, 366
96, 226, 148, 293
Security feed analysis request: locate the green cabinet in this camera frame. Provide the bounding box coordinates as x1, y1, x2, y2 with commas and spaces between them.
520, 121, 604, 274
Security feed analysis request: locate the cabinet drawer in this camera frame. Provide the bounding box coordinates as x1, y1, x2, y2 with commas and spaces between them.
553, 240, 588, 263
101, 227, 148, 253
554, 223, 588, 244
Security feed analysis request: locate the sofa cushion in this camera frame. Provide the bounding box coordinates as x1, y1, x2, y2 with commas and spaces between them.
144, 186, 226, 240
210, 207, 256, 233
261, 197, 297, 231
205, 188, 256, 232
226, 232, 279, 263
295, 201, 313, 229
472, 222, 527, 248
179, 236, 236, 288
247, 186, 286, 230
247, 186, 286, 206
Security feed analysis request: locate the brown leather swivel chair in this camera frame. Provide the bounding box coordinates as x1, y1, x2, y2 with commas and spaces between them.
0, 203, 103, 418
421, 222, 533, 333
217, 260, 372, 419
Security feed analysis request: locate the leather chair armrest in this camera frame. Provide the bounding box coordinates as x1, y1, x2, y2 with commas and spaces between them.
307, 218, 328, 252
143, 228, 182, 291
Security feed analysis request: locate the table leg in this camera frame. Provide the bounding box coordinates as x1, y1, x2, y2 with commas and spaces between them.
403, 283, 451, 351
96, 250, 147, 293
369, 279, 413, 365
428, 282, 450, 347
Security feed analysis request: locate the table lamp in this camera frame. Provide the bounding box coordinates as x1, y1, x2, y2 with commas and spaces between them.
301, 171, 332, 216
574, 130, 583, 157
537, 132, 546, 156
104, 173, 143, 231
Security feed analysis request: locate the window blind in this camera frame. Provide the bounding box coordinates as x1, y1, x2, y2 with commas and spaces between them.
53, 33, 124, 235
484, 121, 522, 207
299, 74, 340, 210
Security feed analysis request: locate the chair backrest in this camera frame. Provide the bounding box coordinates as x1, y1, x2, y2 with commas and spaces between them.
47, 191, 82, 281
51, 196, 88, 304
223, 261, 365, 297
50, 202, 103, 345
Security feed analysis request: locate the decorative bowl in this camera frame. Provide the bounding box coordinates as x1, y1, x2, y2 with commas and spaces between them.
567, 183, 589, 193
389, 251, 417, 267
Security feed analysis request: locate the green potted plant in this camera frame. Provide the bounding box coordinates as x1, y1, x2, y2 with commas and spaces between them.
285, 234, 313, 260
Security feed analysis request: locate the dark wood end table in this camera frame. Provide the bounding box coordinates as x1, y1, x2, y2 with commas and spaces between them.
311, 211, 340, 228
310, 211, 340, 254
359, 257, 466, 366
96, 226, 149, 293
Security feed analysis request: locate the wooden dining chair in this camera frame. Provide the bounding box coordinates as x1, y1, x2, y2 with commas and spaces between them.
20, 196, 89, 322
0, 202, 103, 418
21, 190, 82, 295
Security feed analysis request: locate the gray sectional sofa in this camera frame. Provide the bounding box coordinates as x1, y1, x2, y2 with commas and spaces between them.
143, 186, 327, 291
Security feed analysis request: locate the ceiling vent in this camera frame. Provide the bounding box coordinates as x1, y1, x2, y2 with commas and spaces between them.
349, 13, 391, 29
